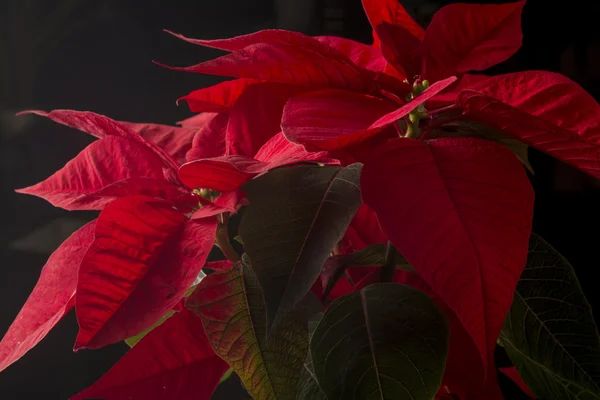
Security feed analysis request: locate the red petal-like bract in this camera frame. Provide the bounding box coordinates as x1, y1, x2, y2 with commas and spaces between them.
375, 22, 422, 79
19, 110, 178, 170
71, 309, 228, 400
361, 137, 534, 374
361, 0, 424, 46
457, 71, 600, 179
163, 35, 378, 93
225, 83, 304, 156
283, 77, 456, 150
185, 112, 228, 162
499, 366, 535, 398
423, 1, 524, 81
180, 132, 337, 192
16, 136, 167, 210
191, 190, 247, 219
282, 89, 397, 150
0, 221, 96, 372
120, 121, 198, 165
180, 78, 259, 113
75, 196, 216, 349
315, 36, 388, 73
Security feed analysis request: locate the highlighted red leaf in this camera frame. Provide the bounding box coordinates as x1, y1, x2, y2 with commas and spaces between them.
0, 221, 96, 372
191, 190, 247, 219
71, 309, 228, 400
120, 121, 198, 165
361, 137, 534, 375
283, 77, 455, 150
457, 71, 600, 179
185, 112, 228, 161
361, 0, 424, 45
180, 132, 337, 192
19, 110, 178, 170
161, 39, 378, 93
75, 196, 216, 349
423, 1, 525, 80
180, 78, 259, 113
16, 136, 167, 210
226, 82, 305, 156
315, 36, 387, 73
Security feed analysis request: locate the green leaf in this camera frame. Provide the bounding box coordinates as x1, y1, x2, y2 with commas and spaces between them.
321, 243, 414, 300
239, 164, 362, 331
187, 263, 309, 400
310, 283, 449, 400
124, 310, 175, 347
500, 233, 600, 399
296, 363, 327, 400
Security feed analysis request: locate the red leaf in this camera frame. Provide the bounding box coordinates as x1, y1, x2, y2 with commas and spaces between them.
315, 36, 387, 73
254, 131, 336, 165
361, 0, 424, 45
91, 177, 196, 209
282, 77, 456, 150
185, 112, 228, 162
499, 367, 535, 398
226, 83, 305, 156
20, 110, 178, 170
375, 22, 423, 79
166, 28, 320, 51
457, 70, 600, 179
361, 137, 534, 375
120, 121, 198, 165
282, 90, 396, 150
341, 203, 387, 254
160, 40, 378, 93
423, 1, 525, 81
181, 131, 337, 191
180, 78, 259, 113
191, 190, 247, 219
204, 260, 233, 271
16, 136, 167, 210
177, 112, 218, 128
75, 196, 216, 348
179, 155, 258, 192
0, 221, 96, 372
70, 309, 228, 400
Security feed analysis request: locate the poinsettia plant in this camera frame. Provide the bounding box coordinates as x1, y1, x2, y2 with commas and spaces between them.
2, 0, 600, 399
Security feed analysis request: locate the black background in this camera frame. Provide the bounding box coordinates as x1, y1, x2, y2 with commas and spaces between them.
1, 0, 599, 399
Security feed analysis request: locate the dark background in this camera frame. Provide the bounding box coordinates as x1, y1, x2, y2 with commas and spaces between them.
1, 0, 599, 399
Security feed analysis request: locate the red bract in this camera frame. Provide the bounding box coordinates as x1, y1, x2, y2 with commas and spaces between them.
71, 309, 229, 400
361, 137, 534, 377
0, 221, 96, 372
74, 196, 215, 349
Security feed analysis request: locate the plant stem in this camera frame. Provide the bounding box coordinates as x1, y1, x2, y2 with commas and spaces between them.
215, 220, 241, 263
381, 241, 397, 282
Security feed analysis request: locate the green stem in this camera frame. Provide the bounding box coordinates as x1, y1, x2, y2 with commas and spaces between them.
380, 241, 397, 283
215, 221, 241, 263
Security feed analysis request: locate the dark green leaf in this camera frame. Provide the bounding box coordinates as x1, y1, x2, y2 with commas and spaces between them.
239, 164, 362, 331
187, 263, 309, 400
500, 233, 600, 399
311, 283, 449, 400
321, 243, 414, 300
296, 363, 327, 400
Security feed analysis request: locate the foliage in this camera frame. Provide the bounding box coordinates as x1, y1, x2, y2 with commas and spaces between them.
2, 0, 600, 399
